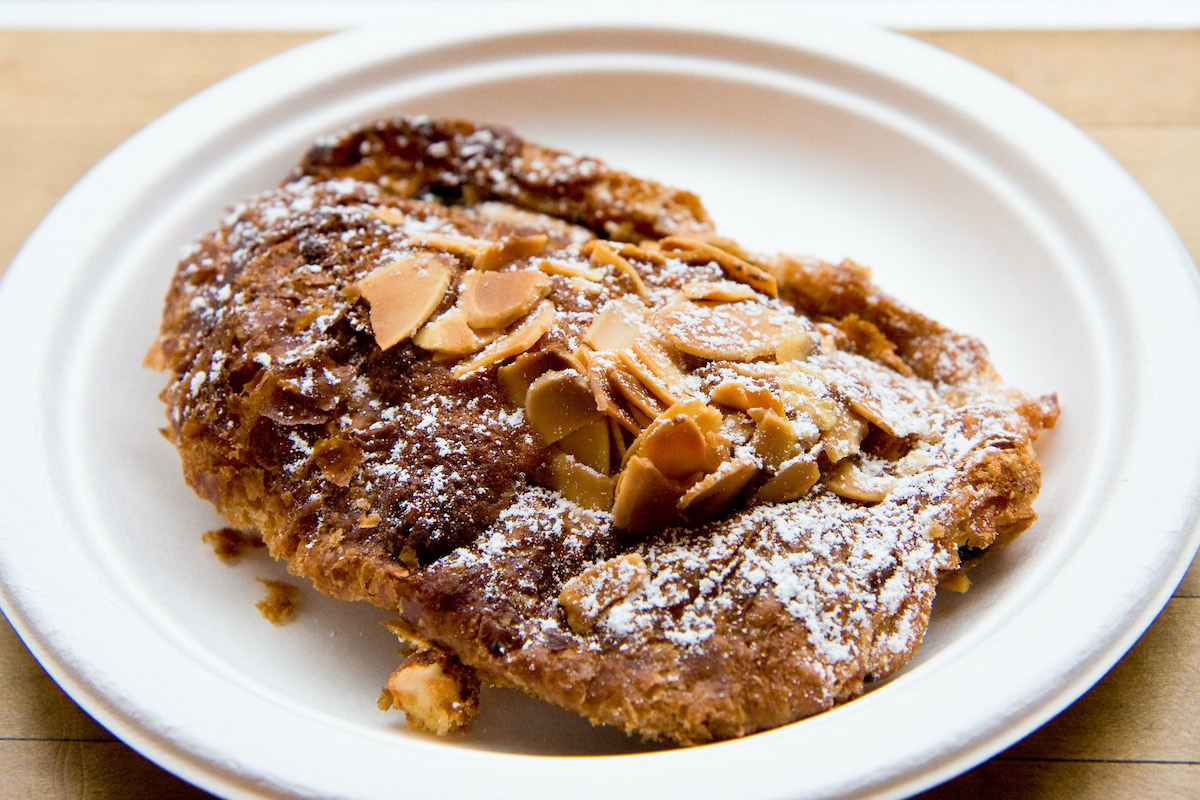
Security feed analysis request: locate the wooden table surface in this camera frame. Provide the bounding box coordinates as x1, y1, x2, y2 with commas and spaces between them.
1, 28, 1197, 800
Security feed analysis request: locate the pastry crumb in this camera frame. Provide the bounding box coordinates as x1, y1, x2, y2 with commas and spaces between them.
255, 578, 300, 626
202, 527, 264, 563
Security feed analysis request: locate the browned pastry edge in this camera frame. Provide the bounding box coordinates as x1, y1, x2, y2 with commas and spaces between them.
292, 116, 713, 242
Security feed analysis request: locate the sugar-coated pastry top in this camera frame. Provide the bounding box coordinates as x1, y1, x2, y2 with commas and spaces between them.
149, 116, 1057, 744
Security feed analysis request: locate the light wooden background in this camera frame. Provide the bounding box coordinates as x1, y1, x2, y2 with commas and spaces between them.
1, 29, 1197, 800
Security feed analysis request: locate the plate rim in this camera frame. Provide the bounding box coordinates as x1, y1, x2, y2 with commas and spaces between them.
2, 8, 1199, 800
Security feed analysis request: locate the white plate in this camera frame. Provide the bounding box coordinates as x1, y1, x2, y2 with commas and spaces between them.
3, 7, 1199, 800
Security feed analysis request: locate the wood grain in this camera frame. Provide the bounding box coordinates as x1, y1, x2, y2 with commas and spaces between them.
1, 28, 1197, 800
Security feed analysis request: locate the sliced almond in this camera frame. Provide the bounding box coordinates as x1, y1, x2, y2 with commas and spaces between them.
824, 461, 894, 503
797, 395, 839, 433
558, 419, 613, 474
682, 280, 758, 303
382, 649, 480, 736
611, 456, 686, 537
356, 252, 453, 350
659, 237, 778, 297
705, 429, 733, 466
607, 240, 670, 266
525, 369, 603, 444
678, 457, 759, 525
633, 414, 711, 481
710, 380, 788, 417
547, 449, 615, 512
408, 233, 487, 262
539, 258, 605, 282
367, 207, 407, 226
847, 395, 903, 438
496, 349, 560, 406
621, 337, 693, 407
458, 269, 552, 330
413, 308, 494, 354
609, 364, 668, 423
452, 301, 556, 379
588, 241, 649, 299
580, 353, 643, 434
584, 296, 648, 352
775, 332, 815, 363
757, 456, 821, 503
821, 407, 870, 463
749, 411, 802, 471
558, 553, 649, 634
624, 401, 725, 477
654, 300, 797, 362
473, 234, 548, 271
608, 416, 630, 463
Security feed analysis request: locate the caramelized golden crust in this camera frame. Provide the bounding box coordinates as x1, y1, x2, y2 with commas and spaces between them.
152, 117, 1055, 744
292, 116, 713, 242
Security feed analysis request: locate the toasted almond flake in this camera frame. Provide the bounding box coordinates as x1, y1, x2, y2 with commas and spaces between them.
584, 296, 648, 352
551, 343, 588, 375
588, 241, 649, 299
355, 252, 453, 350
557, 419, 612, 474
798, 395, 840, 433
620, 337, 693, 407
581, 354, 643, 434
823, 461, 895, 503
630, 413, 711, 480
710, 380, 788, 417
756, 456, 821, 503
940, 572, 972, 593
414, 309, 494, 354
659, 237, 778, 297
612, 456, 686, 537
623, 402, 725, 478
368, 207, 407, 225
681, 280, 758, 302
776, 332, 815, 363
409, 233, 488, 261
383, 650, 480, 736
474, 234, 548, 271
547, 450, 615, 512
654, 300, 797, 362
458, 269, 552, 330
558, 553, 649, 634
821, 408, 870, 463
538, 258, 605, 281
451, 301, 556, 379
496, 349, 560, 406
749, 411, 803, 471
678, 457, 759, 524
609, 364, 668, 423
608, 416, 630, 462
525, 369, 603, 444
847, 395, 899, 437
